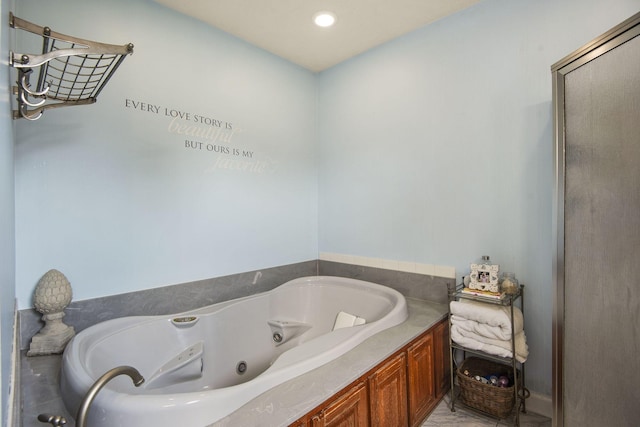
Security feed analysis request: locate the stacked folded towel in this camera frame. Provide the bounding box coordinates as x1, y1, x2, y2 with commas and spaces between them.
450, 300, 528, 363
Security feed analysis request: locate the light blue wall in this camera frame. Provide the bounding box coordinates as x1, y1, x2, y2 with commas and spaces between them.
14, 0, 318, 307
9, 0, 640, 405
318, 0, 640, 396
0, 0, 16, 422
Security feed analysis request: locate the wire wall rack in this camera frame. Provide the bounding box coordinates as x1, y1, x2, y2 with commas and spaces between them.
9, 12, 134, 120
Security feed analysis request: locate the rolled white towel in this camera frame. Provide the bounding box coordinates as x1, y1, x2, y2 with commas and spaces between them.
450, 300, 523, 337
450, 315, 517, 341
451, 324, 529, 363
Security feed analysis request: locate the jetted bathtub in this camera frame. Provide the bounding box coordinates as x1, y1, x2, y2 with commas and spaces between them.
60, 276, 408, 427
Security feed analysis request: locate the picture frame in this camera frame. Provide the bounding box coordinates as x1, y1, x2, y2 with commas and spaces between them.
469, 262, 500, 292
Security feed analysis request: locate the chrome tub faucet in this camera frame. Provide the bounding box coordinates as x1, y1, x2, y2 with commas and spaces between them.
38, 365, 145, 427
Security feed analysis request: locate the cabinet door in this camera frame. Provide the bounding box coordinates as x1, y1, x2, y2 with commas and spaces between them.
433, 319, 450, 399
407, 330, 435, 427
310, 381, 369, 427
369, 352, 408, 427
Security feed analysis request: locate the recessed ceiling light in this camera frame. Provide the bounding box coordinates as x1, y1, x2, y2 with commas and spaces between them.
313, 11, 336, 28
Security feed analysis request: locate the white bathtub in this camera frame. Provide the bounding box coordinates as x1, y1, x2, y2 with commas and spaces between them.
60, 276, 408, 427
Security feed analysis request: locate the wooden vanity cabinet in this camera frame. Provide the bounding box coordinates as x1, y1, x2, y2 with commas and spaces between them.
369, 352, 408, 427
290, 318, 448, 427
406, 318, 450, 427
433, 319, 450, 399
310, 382, 369, 427
407, 329, 435, 427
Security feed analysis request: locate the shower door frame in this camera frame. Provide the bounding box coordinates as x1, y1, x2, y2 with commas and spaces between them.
551, 11, 640, 427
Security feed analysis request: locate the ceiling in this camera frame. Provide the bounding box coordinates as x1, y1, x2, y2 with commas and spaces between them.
154, 0, 480, 72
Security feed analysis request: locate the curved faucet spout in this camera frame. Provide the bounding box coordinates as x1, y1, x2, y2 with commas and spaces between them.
75, 366, 145, 427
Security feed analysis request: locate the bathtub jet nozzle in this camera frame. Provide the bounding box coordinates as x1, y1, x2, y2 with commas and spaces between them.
267, 319, 311, 346
236, 360, 248, 375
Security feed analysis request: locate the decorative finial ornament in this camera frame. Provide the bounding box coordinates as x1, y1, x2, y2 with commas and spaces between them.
27, 269, 75, 356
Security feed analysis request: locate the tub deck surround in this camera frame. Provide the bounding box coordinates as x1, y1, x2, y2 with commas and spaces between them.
59, 276, 410, 427
212, 297, 447, 426
18, 260, 320, 350
19, 298, 447, 427
18, 259, 450, 350
318, 259, 451, 305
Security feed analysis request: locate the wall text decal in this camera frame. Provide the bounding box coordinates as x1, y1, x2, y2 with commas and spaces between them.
124, 98, 274, 174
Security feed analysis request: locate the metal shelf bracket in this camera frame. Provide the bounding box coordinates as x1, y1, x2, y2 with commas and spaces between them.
9, 12, 134, 120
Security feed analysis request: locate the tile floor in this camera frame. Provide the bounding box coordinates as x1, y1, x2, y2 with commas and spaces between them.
422, 395, 551, 427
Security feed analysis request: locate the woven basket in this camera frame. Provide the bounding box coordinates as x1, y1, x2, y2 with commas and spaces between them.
456, 357, 519, 418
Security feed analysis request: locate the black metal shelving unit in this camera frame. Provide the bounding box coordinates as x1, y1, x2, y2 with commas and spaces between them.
448, 282, 527, 426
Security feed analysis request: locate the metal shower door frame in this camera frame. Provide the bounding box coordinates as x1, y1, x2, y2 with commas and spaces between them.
551, 11, 640, 427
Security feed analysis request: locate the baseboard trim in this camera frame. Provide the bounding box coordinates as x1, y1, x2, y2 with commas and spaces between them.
526, 391, 552, 419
